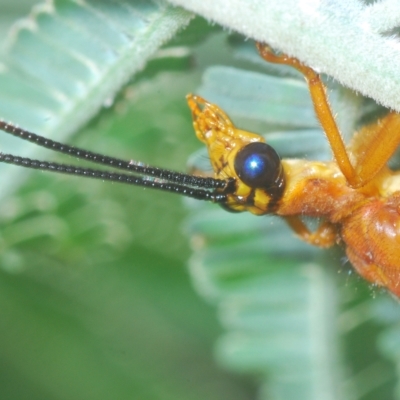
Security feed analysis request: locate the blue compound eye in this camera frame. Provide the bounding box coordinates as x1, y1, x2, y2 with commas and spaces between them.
234, 142, 283, 189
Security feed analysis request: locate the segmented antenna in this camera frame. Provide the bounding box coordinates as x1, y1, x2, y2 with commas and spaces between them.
0, 121, 235, 203
0, 121, 226, 189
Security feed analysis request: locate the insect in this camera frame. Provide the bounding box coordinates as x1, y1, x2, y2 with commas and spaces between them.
0, 42, 400, 297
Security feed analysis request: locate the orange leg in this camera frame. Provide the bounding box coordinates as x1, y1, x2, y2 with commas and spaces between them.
256, 42, 400, 188
351, 112, 400, 185
284, 216, 337, 248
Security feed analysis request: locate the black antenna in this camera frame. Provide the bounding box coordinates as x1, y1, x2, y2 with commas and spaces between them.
0, 121, 225, 189
0, 121, 235, 203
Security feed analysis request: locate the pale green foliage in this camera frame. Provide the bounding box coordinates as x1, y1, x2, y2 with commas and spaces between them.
167, 0, 400, 111
1, 2, 400, 400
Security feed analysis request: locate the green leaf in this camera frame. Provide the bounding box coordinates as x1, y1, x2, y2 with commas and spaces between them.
2, 3, 400, 400
0, 0, 192, 196
1, 0, 192, 133
0, 3, 253, 400
166, 0, 400, 112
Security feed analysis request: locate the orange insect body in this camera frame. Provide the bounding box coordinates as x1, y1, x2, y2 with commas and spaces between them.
187, 43, 400, 298
0, 43, 399, 298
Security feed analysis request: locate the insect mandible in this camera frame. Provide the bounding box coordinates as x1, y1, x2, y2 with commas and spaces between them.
0, 42, 399, 297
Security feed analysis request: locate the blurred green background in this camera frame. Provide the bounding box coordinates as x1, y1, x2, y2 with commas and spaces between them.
2, 2, 400, 400
0, 2, 255, 399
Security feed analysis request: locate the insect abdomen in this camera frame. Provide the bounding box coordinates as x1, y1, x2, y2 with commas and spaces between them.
341, 194, 400, 296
